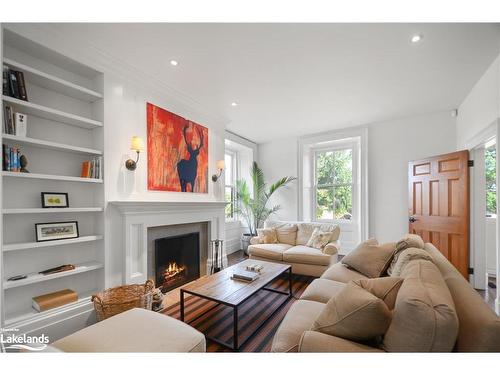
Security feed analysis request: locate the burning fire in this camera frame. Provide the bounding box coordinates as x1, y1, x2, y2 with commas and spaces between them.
163, 262, 186, 281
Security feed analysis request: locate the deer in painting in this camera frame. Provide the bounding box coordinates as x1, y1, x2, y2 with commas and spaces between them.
177, 124, 204, 192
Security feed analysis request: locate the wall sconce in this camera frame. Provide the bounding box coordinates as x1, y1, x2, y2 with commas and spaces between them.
212, 160, 225, 182
125, 136, 144, 171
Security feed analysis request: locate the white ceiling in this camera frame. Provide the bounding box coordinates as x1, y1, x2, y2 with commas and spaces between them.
49, 23, 500, 143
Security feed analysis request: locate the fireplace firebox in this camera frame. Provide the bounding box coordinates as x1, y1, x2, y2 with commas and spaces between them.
155, 232, 200, 293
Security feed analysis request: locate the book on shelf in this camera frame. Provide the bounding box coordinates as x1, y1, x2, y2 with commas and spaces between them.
231, 269, 260, 282
81, 156, 103, 179
2, 144, 21, 172
2, 67, 8, 96
3, 67, 28, 101
3, 105, 15, 135
32, 289, 78, 312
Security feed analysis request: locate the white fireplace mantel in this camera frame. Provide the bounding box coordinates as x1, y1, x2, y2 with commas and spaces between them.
110, 200, 227, 284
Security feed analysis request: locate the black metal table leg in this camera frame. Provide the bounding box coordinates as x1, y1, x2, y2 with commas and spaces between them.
180, 289, 185, 322
288, 267, 293, 297
233, 306, 239, 351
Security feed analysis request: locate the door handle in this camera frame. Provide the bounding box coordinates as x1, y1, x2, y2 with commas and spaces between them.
409, 217, 418, 223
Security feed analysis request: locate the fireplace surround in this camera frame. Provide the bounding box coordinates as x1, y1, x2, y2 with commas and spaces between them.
111, 201, 227, 285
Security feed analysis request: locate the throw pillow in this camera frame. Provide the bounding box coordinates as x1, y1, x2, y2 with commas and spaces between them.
266, 222, 298, 245
389, 248, 433, 277
341, 239, 396, 278
256, 228, 278, 244
355, 277, 403, 310
306, 228, 333, 250
387, 234, 425, 275
311, 280, 394, 341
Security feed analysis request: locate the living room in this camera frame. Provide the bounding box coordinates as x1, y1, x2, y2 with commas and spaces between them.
1, 1, 500, 373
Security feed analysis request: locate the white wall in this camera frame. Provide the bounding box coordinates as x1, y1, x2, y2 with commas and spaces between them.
368, 111, 457, 241
457, 55, 500, 148
258, 138, 300, 221
257, 111, 457, 244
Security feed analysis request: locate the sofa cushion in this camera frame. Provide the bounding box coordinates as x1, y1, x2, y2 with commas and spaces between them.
424, 243, 500, 352
300, 278, 346, 304
256, 228, 278, 244
311, 280, 393, 341
387, 234, 425, 275
247, 243, 292, 261
321, 262, 368, 283
342, 239, 396, 278
52, 308, 206, 352
271, 300, 325, 352
390, 247, 433, 277
382, 260, 459, 352
265, 221, 298, 245
283, 245, 331, 266
296, 222, 340, 246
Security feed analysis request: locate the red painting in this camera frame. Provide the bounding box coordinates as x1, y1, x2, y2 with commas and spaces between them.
147, 103, 208, 193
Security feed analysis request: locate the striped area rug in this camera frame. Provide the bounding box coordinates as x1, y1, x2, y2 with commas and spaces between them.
162, 274, 314, 352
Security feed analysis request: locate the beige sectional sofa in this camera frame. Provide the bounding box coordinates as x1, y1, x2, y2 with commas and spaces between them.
248, 220, 340, 277
271, 243, 500, 352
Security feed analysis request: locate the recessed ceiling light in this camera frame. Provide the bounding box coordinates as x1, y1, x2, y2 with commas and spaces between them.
231, 102, 238, 107
411, 35, 422, 43
170, 60, 178, 66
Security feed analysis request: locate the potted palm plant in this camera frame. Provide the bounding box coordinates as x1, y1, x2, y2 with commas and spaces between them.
235, 162, 296, 253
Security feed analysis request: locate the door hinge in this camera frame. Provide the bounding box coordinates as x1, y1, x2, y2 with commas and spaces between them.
468, 267, 474, 275
468, 160, 474, 167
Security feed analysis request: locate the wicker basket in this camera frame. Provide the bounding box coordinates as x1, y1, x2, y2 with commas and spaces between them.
92, 279, 155, 321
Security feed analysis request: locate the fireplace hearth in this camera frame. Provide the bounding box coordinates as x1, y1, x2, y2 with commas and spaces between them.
155, 232, 200, 293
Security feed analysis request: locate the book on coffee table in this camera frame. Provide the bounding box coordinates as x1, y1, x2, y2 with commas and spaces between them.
231, 269, 260, 282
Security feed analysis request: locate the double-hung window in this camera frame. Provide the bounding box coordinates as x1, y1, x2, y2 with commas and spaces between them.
224, 150, 237, 221
313, 146, 354, 221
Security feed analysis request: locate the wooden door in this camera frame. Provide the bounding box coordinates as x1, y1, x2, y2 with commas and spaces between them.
408, 150, 470, 278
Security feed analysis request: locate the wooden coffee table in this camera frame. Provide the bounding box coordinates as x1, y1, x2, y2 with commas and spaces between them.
180, 259, 292, 351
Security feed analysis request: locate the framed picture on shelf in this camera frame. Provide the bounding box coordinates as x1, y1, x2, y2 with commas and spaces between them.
41, 192, 69, 208
35, 221, 79, 242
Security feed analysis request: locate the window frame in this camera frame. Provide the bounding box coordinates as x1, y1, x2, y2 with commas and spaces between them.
224, 148, 239, 222
311, 141, 359, 224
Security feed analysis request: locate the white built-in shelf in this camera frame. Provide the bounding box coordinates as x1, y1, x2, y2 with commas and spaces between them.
2, 95, 103, 129
2, 171, 103, 184
2, 134, 102, 156
3, 58, 103, 102
4, 290, 96, 326
3, 235, 104, 252
3, 261, 104, 289
3, 207, 103, 215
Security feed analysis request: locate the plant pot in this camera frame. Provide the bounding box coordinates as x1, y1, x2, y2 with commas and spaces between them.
241, 233, 253, 255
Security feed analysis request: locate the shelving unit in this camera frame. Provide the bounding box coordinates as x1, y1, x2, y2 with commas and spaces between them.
2, 171, 103, 183
3, 207, 103, 214
3, 58, 103, 102
4, 261, 104, 289
2, 96, 103, 129
3, 235, 104, 252
1, 28, 105, 331
4, 290, 97, 326
2, 134, 102, 155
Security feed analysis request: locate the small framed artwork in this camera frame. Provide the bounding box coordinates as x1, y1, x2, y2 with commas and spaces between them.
41, 192, 69, 208
35, 221, 79, 242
